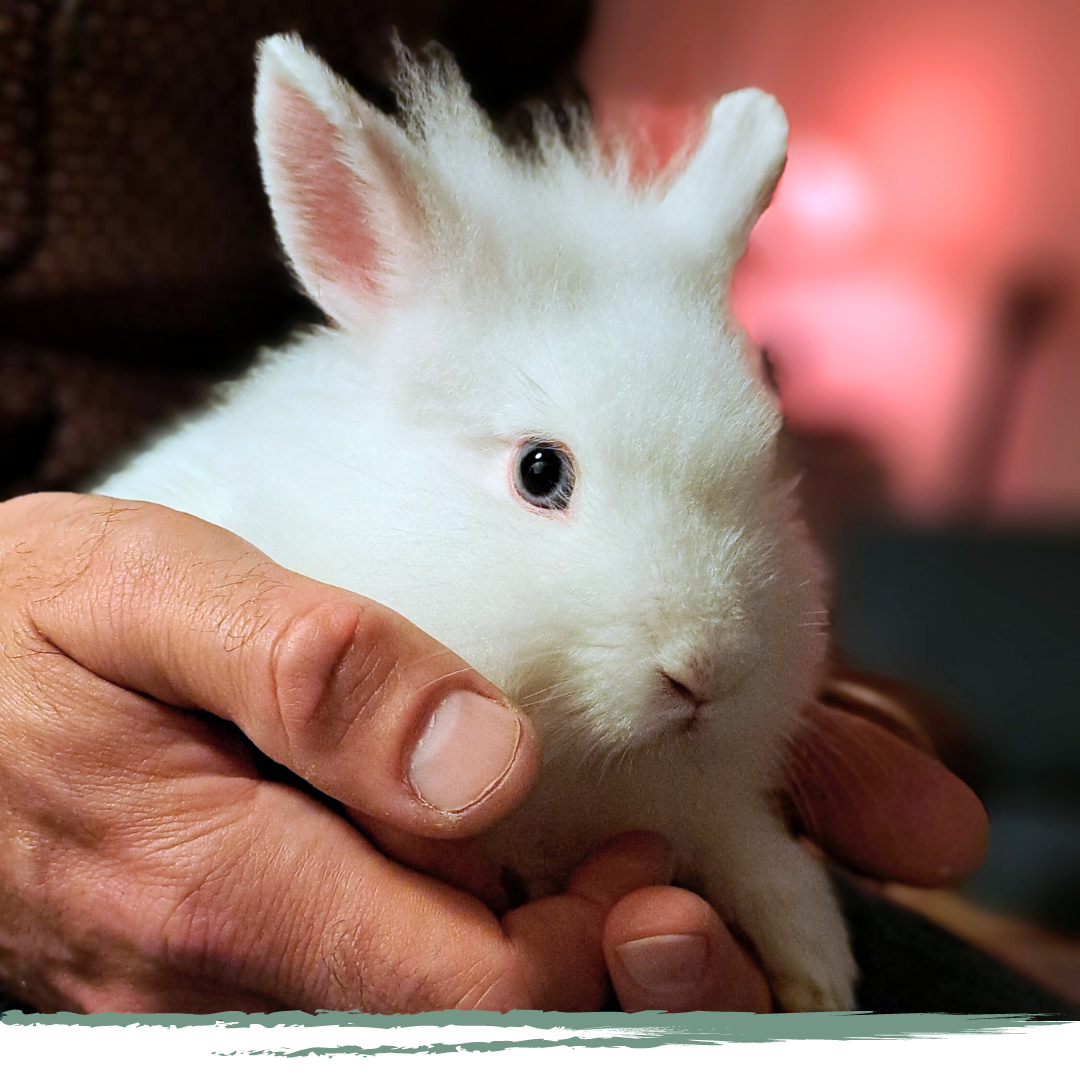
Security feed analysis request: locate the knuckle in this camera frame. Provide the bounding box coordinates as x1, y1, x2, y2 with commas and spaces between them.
267, 597, 400, 758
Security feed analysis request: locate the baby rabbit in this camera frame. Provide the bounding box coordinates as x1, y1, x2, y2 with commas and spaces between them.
95, 33, 857, 1011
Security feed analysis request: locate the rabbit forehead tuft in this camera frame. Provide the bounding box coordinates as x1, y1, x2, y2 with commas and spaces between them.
407, 134, 729, 312
367, 47, 761, 305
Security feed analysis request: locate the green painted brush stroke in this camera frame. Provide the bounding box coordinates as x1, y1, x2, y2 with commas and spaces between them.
3, 1008, 1074, 1054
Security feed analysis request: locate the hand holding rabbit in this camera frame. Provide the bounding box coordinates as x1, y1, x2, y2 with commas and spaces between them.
0, 494, 985, 1012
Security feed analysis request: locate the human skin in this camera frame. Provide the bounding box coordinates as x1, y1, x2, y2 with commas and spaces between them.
0, 492, 988, 1013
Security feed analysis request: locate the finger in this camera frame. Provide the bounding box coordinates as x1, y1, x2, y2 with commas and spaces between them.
788, 700, 989, 886
820, 667, 938, 755
604, 886, 773, 1013
499, 832, 682, 1011
11, 493, 538, 838
565, 831, 676, 908
501, 835, 773, 1014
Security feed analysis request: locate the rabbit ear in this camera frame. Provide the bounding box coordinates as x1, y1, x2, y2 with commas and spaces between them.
661, 89, 788, 281
254, 34, 422, 327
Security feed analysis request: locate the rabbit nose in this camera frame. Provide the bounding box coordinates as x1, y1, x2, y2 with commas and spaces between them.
658, 668, 710, 735
660, 669, 708, 706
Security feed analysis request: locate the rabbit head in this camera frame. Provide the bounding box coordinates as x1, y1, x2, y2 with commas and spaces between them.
253, 35, 826, 769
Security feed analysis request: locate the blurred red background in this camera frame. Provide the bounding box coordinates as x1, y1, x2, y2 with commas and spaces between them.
580, 0, 1080, 523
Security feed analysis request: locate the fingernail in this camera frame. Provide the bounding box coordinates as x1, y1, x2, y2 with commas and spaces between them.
408, 691, 522, 812
616, 934, 708, 995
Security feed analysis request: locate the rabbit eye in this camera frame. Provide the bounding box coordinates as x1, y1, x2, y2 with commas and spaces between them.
514, 441, 575, 512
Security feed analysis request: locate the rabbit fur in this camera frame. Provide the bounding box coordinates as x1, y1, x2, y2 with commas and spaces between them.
95, 33, 858, 1012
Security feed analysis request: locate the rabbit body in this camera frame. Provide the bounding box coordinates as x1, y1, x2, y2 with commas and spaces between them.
95, 35, 857, 1011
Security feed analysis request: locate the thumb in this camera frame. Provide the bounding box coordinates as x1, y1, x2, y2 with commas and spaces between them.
18, 493, 539, 838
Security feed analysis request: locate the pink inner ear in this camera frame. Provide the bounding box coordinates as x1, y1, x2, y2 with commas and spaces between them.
272, 83, 385, 303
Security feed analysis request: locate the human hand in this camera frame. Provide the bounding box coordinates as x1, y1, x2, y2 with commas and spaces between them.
0, 493, 988, 1014
0, 492, 691, 1013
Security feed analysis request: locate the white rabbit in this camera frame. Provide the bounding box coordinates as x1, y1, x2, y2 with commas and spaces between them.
95, 33, 857, 1012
